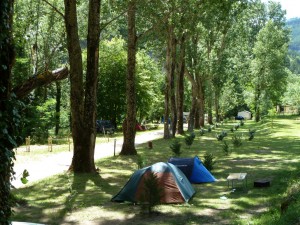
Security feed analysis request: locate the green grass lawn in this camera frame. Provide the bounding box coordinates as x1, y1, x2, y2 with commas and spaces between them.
11, 116, 300, 225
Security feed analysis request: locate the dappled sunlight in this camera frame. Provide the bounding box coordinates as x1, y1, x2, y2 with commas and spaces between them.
11, 117, 300, 224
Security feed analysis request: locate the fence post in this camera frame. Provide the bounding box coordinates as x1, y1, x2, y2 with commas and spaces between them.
48, 136, 53, 152
114, 138, 116, 156
25, 136, 30, 152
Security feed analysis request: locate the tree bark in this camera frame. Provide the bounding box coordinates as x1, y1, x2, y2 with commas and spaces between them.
120, 0, 137, 155
64, 0, 101, 172
169, 26, 177, 138
0, 0, 15, 222
12, 67, 68, 98
55, 81, 61, 135
177, 34, 185, 135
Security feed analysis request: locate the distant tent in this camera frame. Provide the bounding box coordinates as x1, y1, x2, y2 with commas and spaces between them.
168, 156, 217, 183
111, 162, 195, 204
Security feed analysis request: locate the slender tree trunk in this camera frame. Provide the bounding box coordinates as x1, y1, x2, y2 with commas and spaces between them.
214, 91, 220, 123
55, 81, 61, 135
177, 34, 185, 135
120, 0, 137, 155
188, 85, 197, 132
164, 30, 171, 139
254, 88, 261, 122
197, 77, 205, 127
169, 26, 177, 138
194, 104, 200, 129
207, 99, 213, 124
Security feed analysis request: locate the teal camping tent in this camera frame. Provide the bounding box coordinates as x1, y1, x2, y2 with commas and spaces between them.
111, 162, 195, 204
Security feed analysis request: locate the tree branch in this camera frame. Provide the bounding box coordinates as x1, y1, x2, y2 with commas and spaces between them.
13, 67, 69, 98
41, 0, 65, 19
100, 10, 127, 32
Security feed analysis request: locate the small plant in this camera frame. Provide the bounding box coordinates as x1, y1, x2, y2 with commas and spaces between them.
203, 152, 216, 171
232, 134, 242, 147
207, 126, 212, 132
136, 154, 146, 169
140, 172, 164, 214
240, 120, 244, 126
170, 139, 182, 156
216, 130, 227, 141
199, 128, 205, 136
185, 132, 195, 148
222, 140, 231, 155
234, 124, 240, 130
249, 129, 256, 141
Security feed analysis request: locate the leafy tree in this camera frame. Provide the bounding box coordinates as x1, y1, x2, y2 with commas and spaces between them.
282, 73, 300, 112
250, 20, 289, 121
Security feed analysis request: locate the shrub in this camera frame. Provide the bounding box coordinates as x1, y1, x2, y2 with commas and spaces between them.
216, 130, 227, 141
222, 141, 231, 155
234, 124, 240, 130
136, 154, 146, 169
207, 126, 212, 132
232, 134, 242, 147
199, 128, 205, 136
203, 152, 216, 171
249, 129, 256, 141
140, 172, 164, 214
170, 139, 182, 156
185, 132, 195, 148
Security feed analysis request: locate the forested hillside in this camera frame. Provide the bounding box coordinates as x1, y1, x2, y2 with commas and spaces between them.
287, 18, 300, 52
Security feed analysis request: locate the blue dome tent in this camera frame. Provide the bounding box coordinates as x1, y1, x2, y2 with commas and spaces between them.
168, 156, 217, 183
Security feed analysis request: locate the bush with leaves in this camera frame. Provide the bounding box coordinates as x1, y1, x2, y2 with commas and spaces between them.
207, 126, 212, 132
136, 154, 146, 169
203, 152, 216, 171
234, 124, 240, 130
216, 130, 227, 141
140, 172, 164, 214
232, 134, 242, 147
185, 132, 195, 148
170, 139, 182, 156
199, 128, 205, 136
249, 129, 256, 141
222, 141, 231, 155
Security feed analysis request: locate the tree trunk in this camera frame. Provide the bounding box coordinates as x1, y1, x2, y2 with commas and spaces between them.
120, 0, 137, 155
207, 99, 213, 124
177, 34, 185, 135
214, 91, 220, 123
194, 104, 200, 129
254, 88, 261, 122
197, 77, 205, 127
0, 0, 15, 222
64, 0, 101, 172
164, 29, 171, 139
169, 26, 177, 138
188, 85, 197, 132
12, 67, 68, 98
81, 0, 101, 170
55, 81, 61, 135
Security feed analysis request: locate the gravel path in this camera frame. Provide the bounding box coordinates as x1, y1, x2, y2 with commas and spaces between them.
12, 130, 164, 189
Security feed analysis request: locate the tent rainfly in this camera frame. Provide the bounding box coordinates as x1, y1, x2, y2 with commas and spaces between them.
111, 162, 195, 204
168, 156, 217, 183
